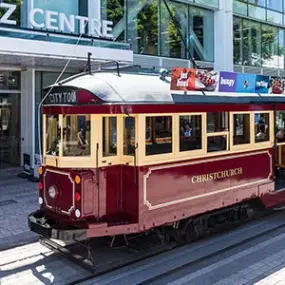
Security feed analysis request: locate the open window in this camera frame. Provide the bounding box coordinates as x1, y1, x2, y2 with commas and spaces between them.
254, 112, 270, 143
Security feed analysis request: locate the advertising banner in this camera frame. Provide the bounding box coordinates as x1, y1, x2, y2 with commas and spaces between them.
170, 67, 285, 94
170, 68, 219, 91
236, 73, 256, 93
268, 76, 285, 94
255, 75, 269, 94
218, 71, 237, 92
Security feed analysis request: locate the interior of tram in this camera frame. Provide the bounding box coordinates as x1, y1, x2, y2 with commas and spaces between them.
43, 110, 285, 191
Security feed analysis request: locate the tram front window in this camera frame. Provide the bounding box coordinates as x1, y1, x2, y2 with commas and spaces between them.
103, 117, 117, 157
62, 115, 91, 156
46, 115, 60, 156
124, 117, 135, 156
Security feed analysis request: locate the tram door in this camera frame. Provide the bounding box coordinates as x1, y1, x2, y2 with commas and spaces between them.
275, 111, 285, 191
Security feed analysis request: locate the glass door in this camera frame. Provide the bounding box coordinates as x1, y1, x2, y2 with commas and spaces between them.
0, 93, 21, 169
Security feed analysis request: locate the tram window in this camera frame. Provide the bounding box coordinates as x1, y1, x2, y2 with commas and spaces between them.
179, 115, 202, 152
62, 115, 91, 156
103, 117, 117, 157
207, 112, 228, 133
146, 116, 172, 156
207, 136, 227, 152
46, 115, 60, 156
233, 114, 250, 145
276, 111, 285, 143
124, 117, 135, 156
255, 113, 270, 143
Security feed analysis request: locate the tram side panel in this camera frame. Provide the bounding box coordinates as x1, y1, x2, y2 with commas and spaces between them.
137, 149, 274, 231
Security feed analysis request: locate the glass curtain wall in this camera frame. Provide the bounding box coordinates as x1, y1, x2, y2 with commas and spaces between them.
233, 17, 285, 69
100, 0, 215, 62
233, 0, 284, 25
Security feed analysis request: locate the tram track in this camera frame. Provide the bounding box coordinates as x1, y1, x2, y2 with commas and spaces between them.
56, 207, 285, 285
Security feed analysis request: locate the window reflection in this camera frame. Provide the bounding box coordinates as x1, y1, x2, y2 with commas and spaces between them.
207, 112, 228, 133
179, 115, 202, 152
124, 117, 135, 156
233, 114, 250, 145
46, 115, 60, 156
127, 0, 158, 56
276, 111, 285, 143
254, 113, 270, 143
243, 20, 262, 66
146, 116, 172, 156
160, 1, 188, 59
103, 117, 117, 157
262, 24, 278, 68
62, 115, 91, 156
233, 17, 243, 65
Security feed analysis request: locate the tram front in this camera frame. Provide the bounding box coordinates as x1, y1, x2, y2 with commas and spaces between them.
29, 83, 102, 241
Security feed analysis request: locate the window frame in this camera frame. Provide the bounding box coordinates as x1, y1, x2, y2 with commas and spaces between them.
206, 112, 229, 153
275, 110, 285, 146
121, 114, 139, 165
176, 112, 206, 158
253, 111, 272, 146
98, 114, 122, 167
43, 114, 96, 168
230, 111, 252, 151
139, 114, 174, 164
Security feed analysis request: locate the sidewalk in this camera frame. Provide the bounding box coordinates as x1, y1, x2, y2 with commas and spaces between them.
0, 168, 38, 250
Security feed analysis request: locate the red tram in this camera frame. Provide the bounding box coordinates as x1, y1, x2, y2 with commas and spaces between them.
28, 69, 285, 242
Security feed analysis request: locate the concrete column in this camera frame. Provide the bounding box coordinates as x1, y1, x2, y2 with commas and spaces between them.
214, 0, 233, 72
21, 69, 35, 172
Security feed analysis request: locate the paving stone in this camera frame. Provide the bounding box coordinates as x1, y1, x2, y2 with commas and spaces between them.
0, 170, 38, 250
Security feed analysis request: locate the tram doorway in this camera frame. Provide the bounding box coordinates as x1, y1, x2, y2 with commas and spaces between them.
275, 145, 285, 191
275, 110, 285, 191
0, 93, 21, 169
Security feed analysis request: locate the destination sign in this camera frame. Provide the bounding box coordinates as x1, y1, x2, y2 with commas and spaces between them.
43, 90, 77, 105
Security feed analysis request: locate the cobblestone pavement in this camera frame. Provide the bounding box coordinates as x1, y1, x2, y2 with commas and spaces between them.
0, 168, 38, 249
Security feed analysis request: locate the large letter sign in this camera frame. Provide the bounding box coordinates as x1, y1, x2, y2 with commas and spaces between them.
0, 3, 17, 25
0, 1, 113, 39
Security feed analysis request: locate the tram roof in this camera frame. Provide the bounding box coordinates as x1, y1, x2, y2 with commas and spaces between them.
45, 72, 285, 104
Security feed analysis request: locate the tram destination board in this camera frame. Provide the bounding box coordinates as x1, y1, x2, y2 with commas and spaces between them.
43, 87, 78, 105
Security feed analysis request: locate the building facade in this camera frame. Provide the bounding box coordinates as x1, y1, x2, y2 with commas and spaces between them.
0, 0, 283, 175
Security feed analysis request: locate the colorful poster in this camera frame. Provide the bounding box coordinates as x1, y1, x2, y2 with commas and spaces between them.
268, 76, 285, 94
170, 68, 219, 91
218, 71, 237, 92
255, 75, 269, 93
236, 73, 256, 93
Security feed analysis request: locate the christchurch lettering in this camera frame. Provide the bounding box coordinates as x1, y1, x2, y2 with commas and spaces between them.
220, 77, 235, 87
191, 167, 243, 184
0, 3, 113, 39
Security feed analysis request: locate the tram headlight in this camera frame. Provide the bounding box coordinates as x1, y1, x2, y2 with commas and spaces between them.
48, 186, 56, 199
39, 197, 43, 205
75, 209, 81, 218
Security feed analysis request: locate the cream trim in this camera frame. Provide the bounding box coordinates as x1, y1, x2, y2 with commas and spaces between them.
143, 150, 272, 210
43, 169, 75, 215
